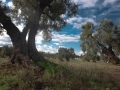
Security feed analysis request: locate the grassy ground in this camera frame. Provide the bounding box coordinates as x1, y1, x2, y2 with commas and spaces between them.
0, 58, 120, 90
0, 57, 9, 64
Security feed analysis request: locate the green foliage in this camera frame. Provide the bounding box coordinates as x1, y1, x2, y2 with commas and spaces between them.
0, 45, 13, 58
12, 0, 78, 23
81, 53, 100, 62
0, 68, 30, 90
0, 58, 120, 90
11, 0, 78, 41
58, 47, 75, 61
80, 19, 120, 61
36, 60, 57, 72
0, 63, 42, 90
0, 75, 19, 90
37, 59, 120, 90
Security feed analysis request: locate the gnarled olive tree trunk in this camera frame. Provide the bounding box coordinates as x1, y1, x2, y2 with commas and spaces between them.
0, 10, 44, 72
28, 23, 45, 62
91, 36, 120, 64
0, 9, 26, 63
99, 43, 119, 64
2, 19, 29, 65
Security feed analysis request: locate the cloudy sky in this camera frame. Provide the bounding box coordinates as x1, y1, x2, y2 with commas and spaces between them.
0, 0, 120, 55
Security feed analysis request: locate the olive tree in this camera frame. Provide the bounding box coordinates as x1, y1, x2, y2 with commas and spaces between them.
80, 19, 120, 64
58, 47, 75, 61
0, 0, 78, 69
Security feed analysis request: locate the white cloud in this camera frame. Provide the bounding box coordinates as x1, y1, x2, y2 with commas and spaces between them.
37, 45, 58, 53
0, 32, 12, 47
100, 4, 120, 17
7, 1, 15, 9
67, 16, 97, 29
75, 51, 84, 56
59, 45, 66, 48
36, 32, 80, 53
71, 0, 98, 8
35, 32, 43, 45
16, 23, 24, 31
52, 32, 80, 43
102, 0, 117, 6
92, 15, 96, 19
1, 0, 6, 3
54, 43, 62, 46
10, 20, 25, 31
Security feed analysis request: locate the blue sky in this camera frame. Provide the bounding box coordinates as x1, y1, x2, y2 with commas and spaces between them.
0, 0, 120, 55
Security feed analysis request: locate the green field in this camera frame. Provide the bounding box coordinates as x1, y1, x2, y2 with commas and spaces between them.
0, 58, 120, 90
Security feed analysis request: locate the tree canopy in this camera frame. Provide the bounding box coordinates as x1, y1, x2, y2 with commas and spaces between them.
0, 45, 13, 58
11, 0, 78, 41
80, 19, 120, 64
58, 47, 75, 61
0, 0, 78, 69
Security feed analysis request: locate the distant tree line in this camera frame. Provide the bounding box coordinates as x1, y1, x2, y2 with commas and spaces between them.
79, 53, 108, 63
0, 45, 13, 58
39, 47, 79, 61
58, 47, 76, 61
0, 45, 78, 61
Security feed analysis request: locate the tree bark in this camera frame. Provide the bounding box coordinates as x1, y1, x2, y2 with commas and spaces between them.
99, 44, 119, 64
2, 20, 44, 72
0, 10, 44, 72
91, 36, 120, 64
21, 23, 30, 54
2, 18, 24, 63
28, 23, 45, 62
1, 0, 53, 63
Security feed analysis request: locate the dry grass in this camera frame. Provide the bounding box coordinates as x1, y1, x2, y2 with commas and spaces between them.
68, 59, 120, 81
0, 57, 9, 64
51, 58, 120, 74
0, 58, 120, 90
43, 58, 120, 90
0, 58, 43, 90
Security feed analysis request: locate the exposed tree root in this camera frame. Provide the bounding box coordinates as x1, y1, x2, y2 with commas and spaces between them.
9, 53, 45, 78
